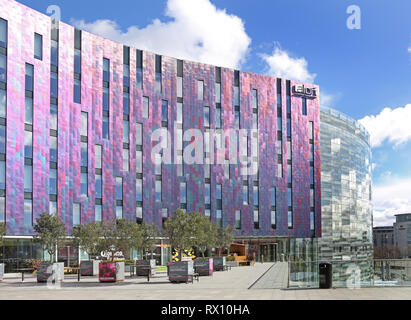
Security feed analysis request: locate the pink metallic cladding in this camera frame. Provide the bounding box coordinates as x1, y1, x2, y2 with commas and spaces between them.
1, 0, 321, 238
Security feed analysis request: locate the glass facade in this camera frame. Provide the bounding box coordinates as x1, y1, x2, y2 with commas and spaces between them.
319, 106, 373, 287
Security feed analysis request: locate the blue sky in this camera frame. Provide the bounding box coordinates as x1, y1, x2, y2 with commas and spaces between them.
19, 0, 411, 226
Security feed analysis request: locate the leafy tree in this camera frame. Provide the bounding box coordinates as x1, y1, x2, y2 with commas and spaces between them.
215, 225, 235, 256
0, 222, 6, 247
33, 213, 67, 262
164, 209, 197, 261
99, 219, 141, 262
195, 214, 217, 258
140, 222, 159, 260
72, 222, 104, 260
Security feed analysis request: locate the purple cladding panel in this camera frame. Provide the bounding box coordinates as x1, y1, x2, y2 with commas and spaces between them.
1, 0, 321, 238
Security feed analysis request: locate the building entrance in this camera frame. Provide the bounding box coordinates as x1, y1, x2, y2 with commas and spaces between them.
259, 244, 277, 262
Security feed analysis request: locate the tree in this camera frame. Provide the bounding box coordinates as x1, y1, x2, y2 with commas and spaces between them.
99, 219, 141, 262
215, 225, 235, 256
195, 214, 217, 258
72, 222, 104, 260
33, 213, 66, 262
164, 209, 197, 261
140, 222, 159, 260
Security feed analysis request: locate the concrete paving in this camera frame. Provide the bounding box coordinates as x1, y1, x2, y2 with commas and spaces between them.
249, 262, 289, 289
1, 262, 411, 300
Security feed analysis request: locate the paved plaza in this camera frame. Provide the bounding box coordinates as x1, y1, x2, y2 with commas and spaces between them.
1, 263, 411, 300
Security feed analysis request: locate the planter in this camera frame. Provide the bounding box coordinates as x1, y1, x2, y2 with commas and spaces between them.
194, 258, 213, 276
80, 260, 100, 276
135, 260, 156, 277
213, 257, 226, 271
168, 261, 194, 283
226, 261, 239, 268
0, 263, 3, 282
98, 262, 125, 283
37, 263, 64, 283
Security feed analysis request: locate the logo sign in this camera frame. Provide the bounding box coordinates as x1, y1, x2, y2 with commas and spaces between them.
293, 85, 317, 98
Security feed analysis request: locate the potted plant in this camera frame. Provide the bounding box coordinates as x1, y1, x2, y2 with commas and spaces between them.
98, 219, 140, 282
0, 222, 5, 282
164, 210, 198, 282
72, 222, 103, 276
33, 213, 66, 283
135, 222, 158, 277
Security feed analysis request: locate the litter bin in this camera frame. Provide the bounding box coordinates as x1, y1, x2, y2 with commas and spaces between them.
319, 262, 332, 289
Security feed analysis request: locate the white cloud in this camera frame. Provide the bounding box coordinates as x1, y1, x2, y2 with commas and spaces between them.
373, 176, 411, 226
408, 45, 411, 59
260, 43, 317, 83
71, 0, 251, 69
359, 104, 411, 148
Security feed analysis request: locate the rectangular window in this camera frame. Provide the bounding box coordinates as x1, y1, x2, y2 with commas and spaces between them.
287, 164, 292, 184
49, 201, 57, 216
0, 88, 6, 118
277, 78, 282, 107
310, 188, 314, 208
224, 160, 230, 179
103, 58, 110, 82
34, 33, 43, 60
277, 140, 282, 156
204, 164, 210, 179
288, 211, 293, 228
50, 72, 58, 99
50, 136, 57, 163
116, 177, 123, 200
252, 112, 258, 130
73, 203, 81, 226
286, 96, 291, 115
136, 150, 142, 174
123, 120, 129, 144
253, 185, 259, 206
243, 185, 248, 205
25, 97, 33, 125
205, 183, 211, 205
234, 86, 240, 107
177, 155, 184, 177
216, 184, 222, 200
198, 80, 204, 101
216, 210, 222, 228
123, 92, 130, 115
24, 164, 32, 192
254, 210, 259, 229
204, 106, 210, 128
81, 142, 88, 167
102, 87, 109, 112
24, 131, 33, 159
215, 83, 221, 104
143, 96, 149, 119
252, 89, 258, 110
270, 187, 276, 207
49, 168, 57, 195
155, 55, 162, 93
74, 78, 81, 104
136, 50, 143, 90
235, 110, 240, 129
277, 117, 282, 132
271, 210, 276, 228
155, 180, 162, 203
123, 148, 129, 172
287, 141, 292, 161
74, 49, 81, 74
0, 160, 5, 190
136, 178, 142, 202
81, 172, 88, 197
216, 107, 221, 129
162, 100, 168, 123
162, 208, 168, 219
0, 124, 5, 154
309, 121, 314, 140
24, 199, 32, 228
177, 77, 183, 99
180, 182, 187, 204
205, 209, 211, 218
310, 210, 315, 231
155, 153, 162, 176
0, 55, 5, 83
0, 19, 7, 48
81, 112, 88, 137
277, 163, 283, 178
235, 210, 241, 229
25, 64, 34, 91
310, 166, 314, 185
302, 97, 307, 115
309, 143, 314, 161
288, 187, 292, 207
103, 115, 109, 139
51, 40, 58, 67
177, 103, 183, 124
136, 122, 143, 146
0, 196, 4, 222
95, 145, 102, 169
287, 118, 291, 138
95, 174, 102, 199
95, 205, 102, 222
136, 206, 143, 220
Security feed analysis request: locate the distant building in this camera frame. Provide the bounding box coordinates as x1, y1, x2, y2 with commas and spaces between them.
373, 226, 397, 258
393, 214, 411, 258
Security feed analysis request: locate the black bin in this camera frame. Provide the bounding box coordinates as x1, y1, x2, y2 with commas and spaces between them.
319, 262, 332, 289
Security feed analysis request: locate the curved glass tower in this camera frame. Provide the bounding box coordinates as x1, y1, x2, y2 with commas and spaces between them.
320, 106, 374, 287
